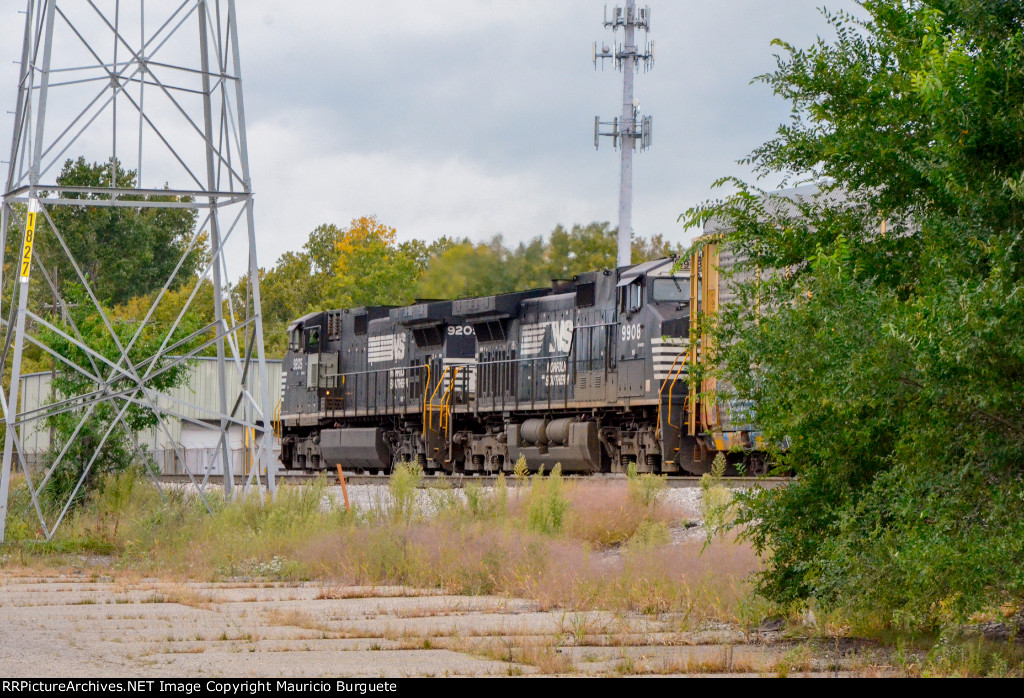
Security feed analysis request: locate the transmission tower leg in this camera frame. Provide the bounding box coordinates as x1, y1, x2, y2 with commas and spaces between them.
228, 0, 276, 498
244, 202, 276, 498
0, 204, 13, 543
1, 0, 55, 541
198, 2, 234, 499
0, 199, 38, 542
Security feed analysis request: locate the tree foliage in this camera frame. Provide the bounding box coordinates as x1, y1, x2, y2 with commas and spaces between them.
258, 219, 682, 357
38, 285, 199, 510
682, 0, 1024, 627
40, 157, 204, 306
415, 223, 683, 299
256, 217, 451, 357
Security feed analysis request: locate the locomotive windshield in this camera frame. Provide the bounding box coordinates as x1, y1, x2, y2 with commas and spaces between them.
651, 277, 689, 303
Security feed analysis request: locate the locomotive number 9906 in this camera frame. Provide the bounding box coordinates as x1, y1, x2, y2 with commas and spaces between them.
620, 323, 642, 342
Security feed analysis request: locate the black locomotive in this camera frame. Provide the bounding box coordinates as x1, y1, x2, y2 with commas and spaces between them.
279, 251, 760, 475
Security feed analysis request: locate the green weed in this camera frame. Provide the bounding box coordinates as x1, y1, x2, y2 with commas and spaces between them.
526, 465, 569, 536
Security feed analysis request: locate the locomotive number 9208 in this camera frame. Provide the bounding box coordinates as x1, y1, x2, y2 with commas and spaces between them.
447, 325, 474, 336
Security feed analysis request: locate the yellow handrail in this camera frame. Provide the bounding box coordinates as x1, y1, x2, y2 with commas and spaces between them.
440, 367, 460, 436
425, 365, 449, 435
421, 363, 432, 438
655, 352, 687, 439
666, 355, 689, 430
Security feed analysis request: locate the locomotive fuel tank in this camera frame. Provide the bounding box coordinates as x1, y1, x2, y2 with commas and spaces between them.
320, 428, 390, 471
508, 418, 601, 472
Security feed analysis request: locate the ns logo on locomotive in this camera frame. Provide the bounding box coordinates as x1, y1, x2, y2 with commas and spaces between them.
278, 245, 765, 476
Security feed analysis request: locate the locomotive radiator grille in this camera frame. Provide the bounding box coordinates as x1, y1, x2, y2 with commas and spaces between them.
652, 337, 688, 380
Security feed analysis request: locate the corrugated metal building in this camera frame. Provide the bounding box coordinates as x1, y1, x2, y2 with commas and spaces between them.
18, 358, 283, 476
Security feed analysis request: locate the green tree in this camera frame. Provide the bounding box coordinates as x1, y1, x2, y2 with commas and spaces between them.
257, 217, 445, 356
38, 285, 200, 510
255, 252, 317, 358
255, 218, 685, 355
326, 216, 425, 307
39, 157, 204, 306
683, 0, 1024, 627
413, 240, 510, 299
414, 223, 683, 299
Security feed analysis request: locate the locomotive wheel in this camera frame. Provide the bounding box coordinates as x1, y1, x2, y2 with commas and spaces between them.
678, 438, 715, 475
743, 453, 769, 476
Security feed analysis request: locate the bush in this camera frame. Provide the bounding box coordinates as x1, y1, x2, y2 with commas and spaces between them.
526, 465, 569, 536
626, 461, 667, 510
628, 520, 671, 549
1, 476, 37, 543
683, 1, 1024, 627
512, 454, 529, 488
565, 481, 648, 547
388, 461, 423, 523
700, 454, 732, 540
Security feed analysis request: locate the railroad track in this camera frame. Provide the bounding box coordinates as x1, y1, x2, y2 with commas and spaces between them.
156, 473, 790, 489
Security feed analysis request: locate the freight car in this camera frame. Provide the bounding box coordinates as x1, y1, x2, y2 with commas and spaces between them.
278, 245, 763, 475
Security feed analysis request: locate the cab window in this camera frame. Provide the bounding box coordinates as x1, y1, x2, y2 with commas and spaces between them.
305, 326, 321, 352
619, 279, 643, 314
651, 277, 689, 303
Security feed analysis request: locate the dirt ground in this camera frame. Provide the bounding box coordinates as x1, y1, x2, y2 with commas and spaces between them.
0, 566, 892, 677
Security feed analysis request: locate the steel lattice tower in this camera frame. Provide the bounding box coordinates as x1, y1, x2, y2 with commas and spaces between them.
594, 1, 654, 268
0, 0, 276, 542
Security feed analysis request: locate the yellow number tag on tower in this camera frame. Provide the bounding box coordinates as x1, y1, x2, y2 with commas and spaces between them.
20, 206, 37, 281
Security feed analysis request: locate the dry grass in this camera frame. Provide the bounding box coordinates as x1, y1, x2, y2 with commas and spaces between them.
164, 645, 208, 655
516, 640, 574, 674
614, 645, 764, 675
524, 532, 761, 620
5, 470, 762, 627
291, 521, 759, 620
562, 481, 677, 547
771, 643, 816, 677
469, 636, 572, 674
160, 586, 217, 610
264, 608, 334, 633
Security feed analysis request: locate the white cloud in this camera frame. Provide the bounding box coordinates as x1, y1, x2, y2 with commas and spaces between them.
0, 0, 866, 279
246, 113, 596, 267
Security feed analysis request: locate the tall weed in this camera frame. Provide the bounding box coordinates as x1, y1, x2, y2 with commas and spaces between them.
512, 454, 529, 489
526, 465, 569, 535
626, 461, 668, 510
701, 453, 733, 540
388, 461, 423, 523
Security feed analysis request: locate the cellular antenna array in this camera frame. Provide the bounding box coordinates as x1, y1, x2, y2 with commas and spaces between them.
593, 1, 654, 268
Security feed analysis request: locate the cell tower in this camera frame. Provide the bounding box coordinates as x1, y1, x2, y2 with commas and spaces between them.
0, 0, 276, 542
594, 1, 654, 268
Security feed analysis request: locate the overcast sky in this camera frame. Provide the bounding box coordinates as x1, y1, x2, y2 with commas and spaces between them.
0, 1, 862, 276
